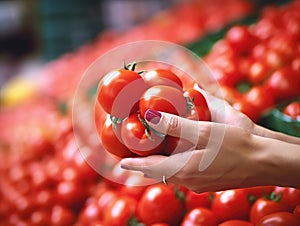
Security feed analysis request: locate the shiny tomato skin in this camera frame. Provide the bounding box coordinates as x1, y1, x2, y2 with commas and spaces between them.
212, 189, 251, 222
265, 67, 300, 100
244, 86, 275, 114
218, 219, 254, 226
137, 184, 185, 225
97, 69, 148, 118
103, 196, 137, 226
163, 135, 195, 156
293, 204, 300, 217
121, 113, 165, 156
142, 68, 183, 89
185, 191, 213, 211
139, 85, 187, 119
250, 197, 288, 224
273, 187, 300, 211
256, 212, 300, 226
283, 102, 300, 119
225, 25, 257, 55
181, 207, 219, 226
184, 88, 211, 121
100, 115, 137, 159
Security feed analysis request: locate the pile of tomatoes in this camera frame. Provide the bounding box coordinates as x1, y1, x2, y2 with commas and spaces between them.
77, 181, 300, 226
204, 0, 300, 122
96, 63, 211, 159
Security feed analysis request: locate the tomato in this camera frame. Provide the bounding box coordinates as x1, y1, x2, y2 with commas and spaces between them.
103, 196, 137, 226
30, 210, 51, 226
97, 65, 148, 118
283, 102, 300, 119
163, 135, 195, 156
273, 187, 300, 211
225, 25, 257, 55
243, 186, 275, 201
220, 85, 242, 104
139, 85, 187, 118
293, 204, 300, 216
250, 197, 288, 224
264, 66, 300, 100
185, 191, 213, 211
184, 88, 211, 121
234, 86, 275, 122
136, 184, 185, 225
210, 57, 242, 87
212, 189, 251, 222
121, 113, 165, 156
142, 68, 183, 89
218, 220, 254, 226
248, 61, 271, 84
51, 205, 75, 226
100, 115, 136, 159
244, 86, 275, 114
181, 207, 219, 226
256, 212, 300, 226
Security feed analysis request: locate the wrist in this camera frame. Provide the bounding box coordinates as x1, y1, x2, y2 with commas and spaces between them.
250, 136, 300, 188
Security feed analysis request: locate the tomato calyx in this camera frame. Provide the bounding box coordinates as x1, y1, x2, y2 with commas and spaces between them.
124, 61, 145, 75
137, 114, 165, 141
127, 216, 145, 226
184, 92, 196, 112
110, 115, 123, 130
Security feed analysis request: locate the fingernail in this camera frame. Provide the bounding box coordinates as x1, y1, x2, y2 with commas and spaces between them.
144, 109, 161, 125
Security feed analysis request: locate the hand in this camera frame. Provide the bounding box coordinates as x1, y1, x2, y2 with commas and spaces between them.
120, 94, 300, 192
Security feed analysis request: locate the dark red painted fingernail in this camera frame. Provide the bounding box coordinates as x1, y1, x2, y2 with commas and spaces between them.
144, 109, 161, 125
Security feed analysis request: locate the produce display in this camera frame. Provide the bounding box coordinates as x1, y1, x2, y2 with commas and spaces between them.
203, 0, 300, 123
1, 0, 300, 225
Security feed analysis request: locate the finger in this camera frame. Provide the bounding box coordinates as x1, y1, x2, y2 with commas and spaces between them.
144, 110, 211, 148
121, 150, 196, 182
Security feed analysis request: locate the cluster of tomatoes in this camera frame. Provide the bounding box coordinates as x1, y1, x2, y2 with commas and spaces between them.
96, 63, 211, 159
0, 98, 101, 226
204, 0, 300, 122
77, 181, 300, 226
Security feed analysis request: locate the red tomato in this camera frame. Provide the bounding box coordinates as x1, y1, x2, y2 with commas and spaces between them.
142, 68, 183, 89
293, 204, 300, 216
220, 85, 242, 104
250, 197, 288, 224
30, 210, 51, 226
225, 25, 257, 55
184, 88, 211, 121
121, 113, 165, 156
248, 61, 270, 84
136, 184, 185, 225
181, 207, 219, 226
265, 66, 300, 100
233, 98, 260, 122
244, 186, 275, 200
283, 102, 300, 119
256, 212, 300, 226
103, 196, 137, 226
274, 187, 300, 211
185, 191, 213, 211
212, 189, 251, 222
139, 85, 187, 118
51, 205, 75, 226
218, 219, 254, 226
97, 67, 148, 118
162, 135, 195, 156
100, 115, 137, 159
244, 86, 275, 114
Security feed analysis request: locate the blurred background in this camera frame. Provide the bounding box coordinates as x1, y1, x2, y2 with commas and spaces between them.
0, 0, 175, 88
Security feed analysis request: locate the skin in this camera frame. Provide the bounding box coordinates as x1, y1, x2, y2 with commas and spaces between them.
120, 92, 300, 193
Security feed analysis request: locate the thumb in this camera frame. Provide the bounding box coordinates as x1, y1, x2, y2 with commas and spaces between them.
144, 109, 209, 148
